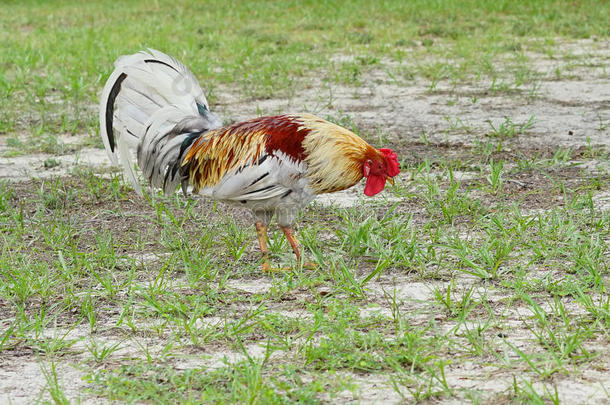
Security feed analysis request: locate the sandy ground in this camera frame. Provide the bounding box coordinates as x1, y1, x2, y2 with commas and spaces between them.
0, 38, 608, 404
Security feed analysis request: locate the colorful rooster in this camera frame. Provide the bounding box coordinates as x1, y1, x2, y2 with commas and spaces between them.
99, 49, 400, 270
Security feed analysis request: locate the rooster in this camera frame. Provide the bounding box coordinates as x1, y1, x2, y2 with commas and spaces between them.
99, 49, 400, 270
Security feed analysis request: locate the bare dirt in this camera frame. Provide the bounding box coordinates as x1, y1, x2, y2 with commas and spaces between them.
0, 38, 608, 403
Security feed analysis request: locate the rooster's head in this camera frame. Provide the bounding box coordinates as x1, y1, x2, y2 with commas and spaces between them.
362, 148, 400, 196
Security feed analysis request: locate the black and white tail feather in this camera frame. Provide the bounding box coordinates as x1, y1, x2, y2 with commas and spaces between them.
99, 49, 222, 196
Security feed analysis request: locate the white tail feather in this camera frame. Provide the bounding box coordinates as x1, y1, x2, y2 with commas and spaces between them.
117, 123, 142, 196
99, 49, 222, 194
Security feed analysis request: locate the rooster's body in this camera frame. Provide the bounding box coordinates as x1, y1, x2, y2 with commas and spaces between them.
100, 49, 399, 269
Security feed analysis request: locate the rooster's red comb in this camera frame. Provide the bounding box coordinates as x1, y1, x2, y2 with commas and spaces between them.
379, 148, 400, 176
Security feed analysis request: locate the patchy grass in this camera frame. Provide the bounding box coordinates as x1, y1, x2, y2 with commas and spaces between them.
1, 140, 608, 403
1, 0, 609, 140
1, 0, 609, 403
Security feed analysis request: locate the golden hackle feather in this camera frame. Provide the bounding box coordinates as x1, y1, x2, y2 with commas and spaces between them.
183, 126, 267, 192
299, 114, 377, 194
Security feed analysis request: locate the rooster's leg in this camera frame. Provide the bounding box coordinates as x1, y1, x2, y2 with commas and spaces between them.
255, 222, 271, 271
280, 226, 317, 269
280, 226, 301, 261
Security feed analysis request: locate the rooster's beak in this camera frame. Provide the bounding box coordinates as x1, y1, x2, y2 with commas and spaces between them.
386, 176, 395, 185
